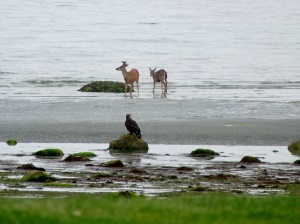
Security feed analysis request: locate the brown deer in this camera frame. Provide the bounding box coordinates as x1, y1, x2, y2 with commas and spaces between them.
116, 61, 139, 97
149, 68, 167, 97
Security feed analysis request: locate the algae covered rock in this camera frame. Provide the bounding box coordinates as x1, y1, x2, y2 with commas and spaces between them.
109, 134, 149, 153
100, 160, 124, 167
63, 155, 91, 162
294, 160, 300, 165
288, 139, 300, 156
7, 139, 17, 146
78, 81, 131, 93
17, 163, 45, 171
190, 148, 219, 157
22, 170, 55, 182
33, 148, 64, 157
73, 152, 97, 157
240, 156, 261, 163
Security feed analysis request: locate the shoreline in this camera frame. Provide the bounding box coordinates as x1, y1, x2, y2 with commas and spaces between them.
1, 118, 299, 146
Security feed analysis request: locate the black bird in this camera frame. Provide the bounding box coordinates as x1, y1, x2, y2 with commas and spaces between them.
125, 114, 142, 138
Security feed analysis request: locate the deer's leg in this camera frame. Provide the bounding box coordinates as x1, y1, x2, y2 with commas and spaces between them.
124, 82, 127, 97
130, 83, 133, 96
136, 81, 139, 95
153, 82, 156, 94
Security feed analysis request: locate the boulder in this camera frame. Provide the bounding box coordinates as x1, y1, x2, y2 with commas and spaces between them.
7, 139, 17, 146
190, 148, 219, 157
33, 148, 64, 157
240, 156, 261, 163
288, 139, 300, 156
63, 155, 91, 162
109, 134, 149, 153
294, 160, 300, 165
17, 163, 45, 171
22, 170, 55, 182
100, 160, 124, 167
78, 81, 131, 93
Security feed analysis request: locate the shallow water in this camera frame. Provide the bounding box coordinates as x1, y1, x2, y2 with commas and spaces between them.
1, 0, 300, 121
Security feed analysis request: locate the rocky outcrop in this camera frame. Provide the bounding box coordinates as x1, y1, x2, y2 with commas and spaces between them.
190, 148, 219, 157
288, 139, 300, 156
78, 81, 131, 93
240, 156, 261, 163
22, 170, 55, 182
33, 148, 64, 157
109, 134, 149, 153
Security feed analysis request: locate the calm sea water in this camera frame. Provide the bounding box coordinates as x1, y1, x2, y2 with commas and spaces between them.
1, 0, 300, 121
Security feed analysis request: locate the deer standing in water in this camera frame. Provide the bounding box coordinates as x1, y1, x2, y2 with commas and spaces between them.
116, 61, 139, 97
149, 68, 168, 97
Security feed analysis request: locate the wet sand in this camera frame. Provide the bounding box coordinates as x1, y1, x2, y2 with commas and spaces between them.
1, 118, 299, 145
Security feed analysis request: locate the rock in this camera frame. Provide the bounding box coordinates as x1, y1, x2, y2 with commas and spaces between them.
33, 148, 64, 157
93, 172, 112, 178
22, 170, 55, 182
7, 139, 17, 146
78, 81, 131, 93
190, 148, 219, 157
109, 134, 149, 153
17, 163, 45, 171
288, 139, 300, 156
240, 156, 262, 163
176, 166, 194, 171
100, 160, 124, 167
63, 155, 91, 162
294, 160, 300, 165
72, 152, 97, 157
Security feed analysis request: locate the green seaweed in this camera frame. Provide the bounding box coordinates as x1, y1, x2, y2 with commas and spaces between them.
109, 134, 149, 153
288, 139, 300, 156
33, 148, 64, 157
7, 139, 17, 146
190, 148, 219, 157
78, 81, 131, 93
22, 171, 55, 182
72, 152, 97, 157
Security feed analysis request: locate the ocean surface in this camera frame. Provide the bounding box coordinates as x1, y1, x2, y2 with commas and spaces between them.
1, 0, 300, 135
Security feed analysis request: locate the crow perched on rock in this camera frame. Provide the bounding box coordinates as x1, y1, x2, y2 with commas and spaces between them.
125, 114, 142, 138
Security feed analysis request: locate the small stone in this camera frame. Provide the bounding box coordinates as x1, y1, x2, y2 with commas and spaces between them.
100, 160, 124, 167
240, 156, 261, 163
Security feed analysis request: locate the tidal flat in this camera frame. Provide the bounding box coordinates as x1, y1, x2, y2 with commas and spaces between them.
1, 143, 299, 198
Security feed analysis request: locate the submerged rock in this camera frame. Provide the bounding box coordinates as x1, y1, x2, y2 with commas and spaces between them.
63, 155, 91, 162
17, 163, 45, 171
78, 81, 131, 93
240, 156, 261, 163
33, 148, 64, 157
109, 134, 149, 153
22, 170, 55, 182
190, 148, 219, 157
288, 139, 300, 156
7, 139, 17, 146
100, 160, 124, 167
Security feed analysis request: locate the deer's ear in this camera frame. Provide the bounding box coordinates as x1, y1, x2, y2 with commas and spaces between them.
149, 68, 151, 71
154, 68, 156, 72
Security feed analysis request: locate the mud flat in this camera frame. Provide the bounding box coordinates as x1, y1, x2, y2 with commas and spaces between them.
1, 143, 299, 197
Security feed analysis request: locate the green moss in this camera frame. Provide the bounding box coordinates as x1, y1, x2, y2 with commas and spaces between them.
78, 81, 131, 93
22, 171, 55, 182
288, 139, 300, 155
33, 148, 64, 157
100, 160, 124, 167
73, 152, 97, 157
190, 148, 219, 157
7, 139, 17, 146
109, 134, 149, 153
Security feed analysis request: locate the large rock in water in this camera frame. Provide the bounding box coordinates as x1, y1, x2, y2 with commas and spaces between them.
78, 81, 132, 93
109, 134, 149, 153
288, 139, 300, 156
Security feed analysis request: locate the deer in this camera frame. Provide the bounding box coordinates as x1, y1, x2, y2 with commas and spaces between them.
149, 68, 168, 97
116, 61, 140, 97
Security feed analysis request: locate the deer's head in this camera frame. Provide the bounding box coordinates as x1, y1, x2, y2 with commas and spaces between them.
116, 61, 128, 71
149, 67, 156, 76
